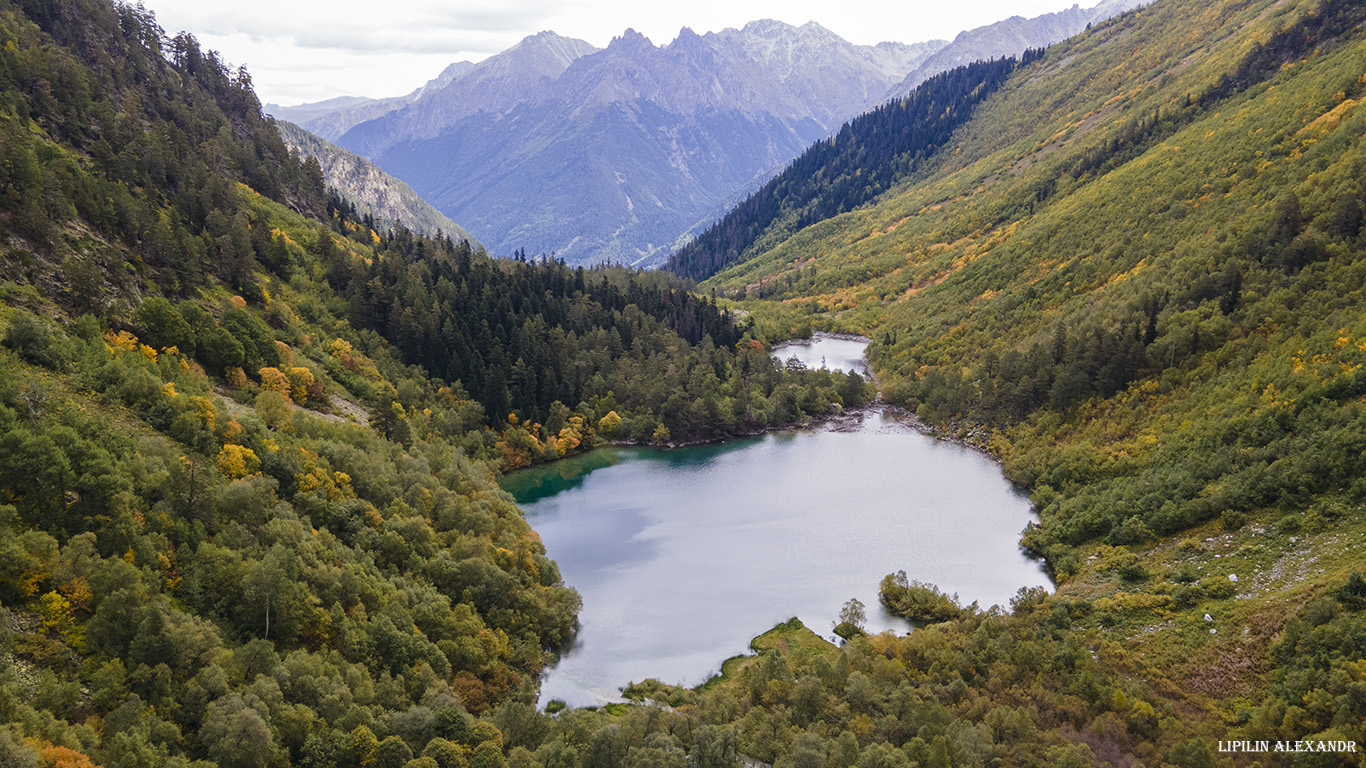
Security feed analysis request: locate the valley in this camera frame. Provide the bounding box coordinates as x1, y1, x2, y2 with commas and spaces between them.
1, 0, 1365, 765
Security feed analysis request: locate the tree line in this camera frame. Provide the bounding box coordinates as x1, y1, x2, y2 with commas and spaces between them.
666, 52, 1040, 282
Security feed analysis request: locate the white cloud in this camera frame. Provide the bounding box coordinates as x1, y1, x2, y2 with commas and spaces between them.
139, 0, 1096, 105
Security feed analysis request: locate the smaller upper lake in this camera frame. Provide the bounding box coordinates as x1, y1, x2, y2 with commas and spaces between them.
772, 333, 871, 375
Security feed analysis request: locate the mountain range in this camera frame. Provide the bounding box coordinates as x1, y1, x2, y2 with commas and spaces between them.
265, 61, 475, 141
269, 0, 1143, 266
325, 23, 940, 266
887, 0, 1149, 95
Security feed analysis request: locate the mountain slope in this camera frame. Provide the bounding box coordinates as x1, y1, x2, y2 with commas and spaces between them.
887, 0, 1150, 97
334, 23, 944, 265
700, 0, 1366, 727
666, 53, 1035, 282
275, 119, 480, 243
708, 0, 1366, 546
0, 0, 569, 759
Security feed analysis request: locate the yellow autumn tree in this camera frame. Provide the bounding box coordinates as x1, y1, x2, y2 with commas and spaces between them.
554, 415, 587, 455
326, 337, 380, 378
225, 366, 249, 389
38, 744, 99, 768
287, 366, 315, 405
39, 590, 73, 633
329, 338, 359, 369
216, 444, 261, 479
190, 396, 217, 432
59, 576, 92, 613
598, 410, 622, 438
258, 367, 292, 402
218, 418, 244, 444
39, 590, 83, 647
350, 725, 378, 767
496, 427, 541, 469
651, 423, 671, 445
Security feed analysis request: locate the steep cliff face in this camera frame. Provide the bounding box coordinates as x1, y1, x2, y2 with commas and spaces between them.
275, 120, 480, 245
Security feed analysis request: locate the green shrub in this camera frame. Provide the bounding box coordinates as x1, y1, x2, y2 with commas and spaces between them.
879, 571, 962, 623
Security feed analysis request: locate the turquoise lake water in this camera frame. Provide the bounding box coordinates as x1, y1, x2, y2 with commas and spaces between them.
502, 338, 1049, 706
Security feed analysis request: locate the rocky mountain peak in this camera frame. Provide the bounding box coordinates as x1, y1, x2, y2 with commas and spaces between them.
885, 0, 1148, 98
608, 28, 655, 51
796, 21, 841, 42
500, 30, 598, 67
672, 26, 703, 45
407, 61, 474, 101
739, 19, 790, 36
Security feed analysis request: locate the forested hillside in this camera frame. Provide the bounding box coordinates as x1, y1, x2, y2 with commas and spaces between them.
0, 1, 573, 762
5, 0, 1366, 765
0, 0, 864, 765
0, 0, 324, 299
650, 0, 1366, 762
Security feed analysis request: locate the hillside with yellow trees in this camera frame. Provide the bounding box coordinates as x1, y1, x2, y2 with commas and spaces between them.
2, 0, 1365, 765
663, 0, 1366, 763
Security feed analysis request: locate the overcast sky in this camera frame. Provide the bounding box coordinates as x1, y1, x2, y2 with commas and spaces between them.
137, 0, 1095, 106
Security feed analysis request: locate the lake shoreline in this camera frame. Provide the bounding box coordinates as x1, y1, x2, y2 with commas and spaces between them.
513, 399, 1051, 708
774, 330, 874, 346
512, 329, 1004, 474
506, 335, 1051, 708
609, 400, 883, 451
609, 402, 1000, 469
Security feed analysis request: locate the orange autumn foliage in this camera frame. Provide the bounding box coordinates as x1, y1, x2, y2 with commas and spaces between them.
39, 744, 100, 768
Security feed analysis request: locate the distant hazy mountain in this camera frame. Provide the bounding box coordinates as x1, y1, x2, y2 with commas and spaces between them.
322, 23, 943, 265
265, 61, 477, 141
275, 120, 480, 246
887, 0, 1150, 97
337, 31, 603, 160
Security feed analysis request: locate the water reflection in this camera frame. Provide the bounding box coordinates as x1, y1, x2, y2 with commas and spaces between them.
502, 448, 624, 504
508, 407, 1049, 707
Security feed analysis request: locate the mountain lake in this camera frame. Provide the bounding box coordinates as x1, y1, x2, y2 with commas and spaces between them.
500, 336, 1049, 707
